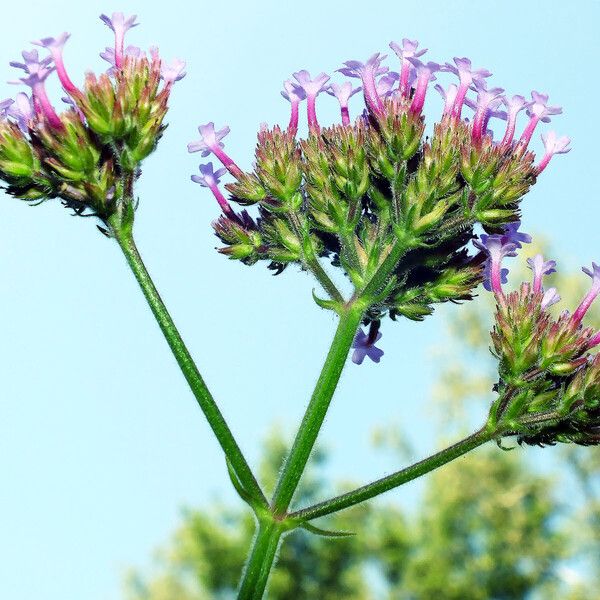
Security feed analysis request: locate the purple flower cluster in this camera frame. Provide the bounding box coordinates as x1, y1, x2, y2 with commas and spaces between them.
2, 13, 185, 133
188, 37, 570, 219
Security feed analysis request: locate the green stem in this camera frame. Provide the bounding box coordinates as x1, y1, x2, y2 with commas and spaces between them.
271, 304, 365, 515
290, 426, 494, 522
110, 217, 267, 509
360, 235, 413, 300
237, 520, 284, 599
305, 252, 345, 304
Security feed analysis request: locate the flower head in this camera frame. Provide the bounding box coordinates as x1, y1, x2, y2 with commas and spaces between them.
527, 91, 562, 123
188, 122, 231, 156
352, 328, 384, 365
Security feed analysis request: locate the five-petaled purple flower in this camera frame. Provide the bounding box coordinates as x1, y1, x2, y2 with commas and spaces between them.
33, 33, 79, 95
526, 254, 557, 294
499, 95, 530, 148
281, 79, 306, 134
191, 162, 232, 216
338, 53, 388, 115
519, 91, 562, 148
443, 57, 491, 119
7, 92, 34, 132
99, 12, 139, 69
292, 70, 330, 132
389, 39, 427, 97
471, 80, 504, 142
352, 328, 384, 365
326, 82, 362, 126
188, 122, 242, 179
407, 58, 440, 114
161, 58, 187, 85
537, 131, 571, 173
474, 222, 531, 294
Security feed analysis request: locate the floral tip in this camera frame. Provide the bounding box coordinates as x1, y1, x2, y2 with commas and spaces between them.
292, 70, 331, 97
161, 58, 186, 84
191, 162, 228, 188
32, 32, 70, 51
99, 12, 139, 34
188, 122, 231, 157
541, 287, 560, 310
281, 79, 306, 103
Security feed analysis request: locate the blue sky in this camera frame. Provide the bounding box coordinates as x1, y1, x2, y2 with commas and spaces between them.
0, 1, 599, 598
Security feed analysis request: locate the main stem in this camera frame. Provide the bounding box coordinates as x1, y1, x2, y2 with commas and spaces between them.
237, 519, 284, 600
271, 304, 364, 514
236, 304, 363, 598
291, 426, 495, 521
110, 218, 267, 508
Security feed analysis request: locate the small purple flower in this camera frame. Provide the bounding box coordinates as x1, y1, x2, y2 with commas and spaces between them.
9, 49, 52, 73
292, 70, 330, 97
389, 39, 427, 97
519, 91, 562, 148
572, 263, 600, 325
326, 82, 361, 125
0, 98, 13, 118
471, 80, 504, 141
191, 162, 232, 216
338, 53, 388, 114
541, 287, 560, 309
499, 95, 530, 147
407, 58, 440, 114
7, 92, 34, 131
292, 70, 330, 131
475, 222, 530, 295
443, 57, 491, 118
537, 131, 571, 173
100, 45, 143, 74
188, 122, 231, 157
191, 162, 227, 188
281, 79, 306, 134
32, 33, 79, 95
161, 58, 187, 84
375, 73, 398, 99
502, 221, 532, 248
188, 122, 242, 179
526, 254, 557, 294
435, 83, 458, 117
281, 79, 306, 103
100, 12, 139, 69
351, 328, 384, 365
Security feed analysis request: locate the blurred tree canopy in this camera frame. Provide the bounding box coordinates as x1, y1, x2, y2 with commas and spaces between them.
126, 242, 600, 599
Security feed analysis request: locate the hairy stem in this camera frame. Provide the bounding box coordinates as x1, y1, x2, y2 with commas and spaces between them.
237, 520, 284, 599
270, 304, 365, 515
290, 426, 495, 521
110, 217, 267, 509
